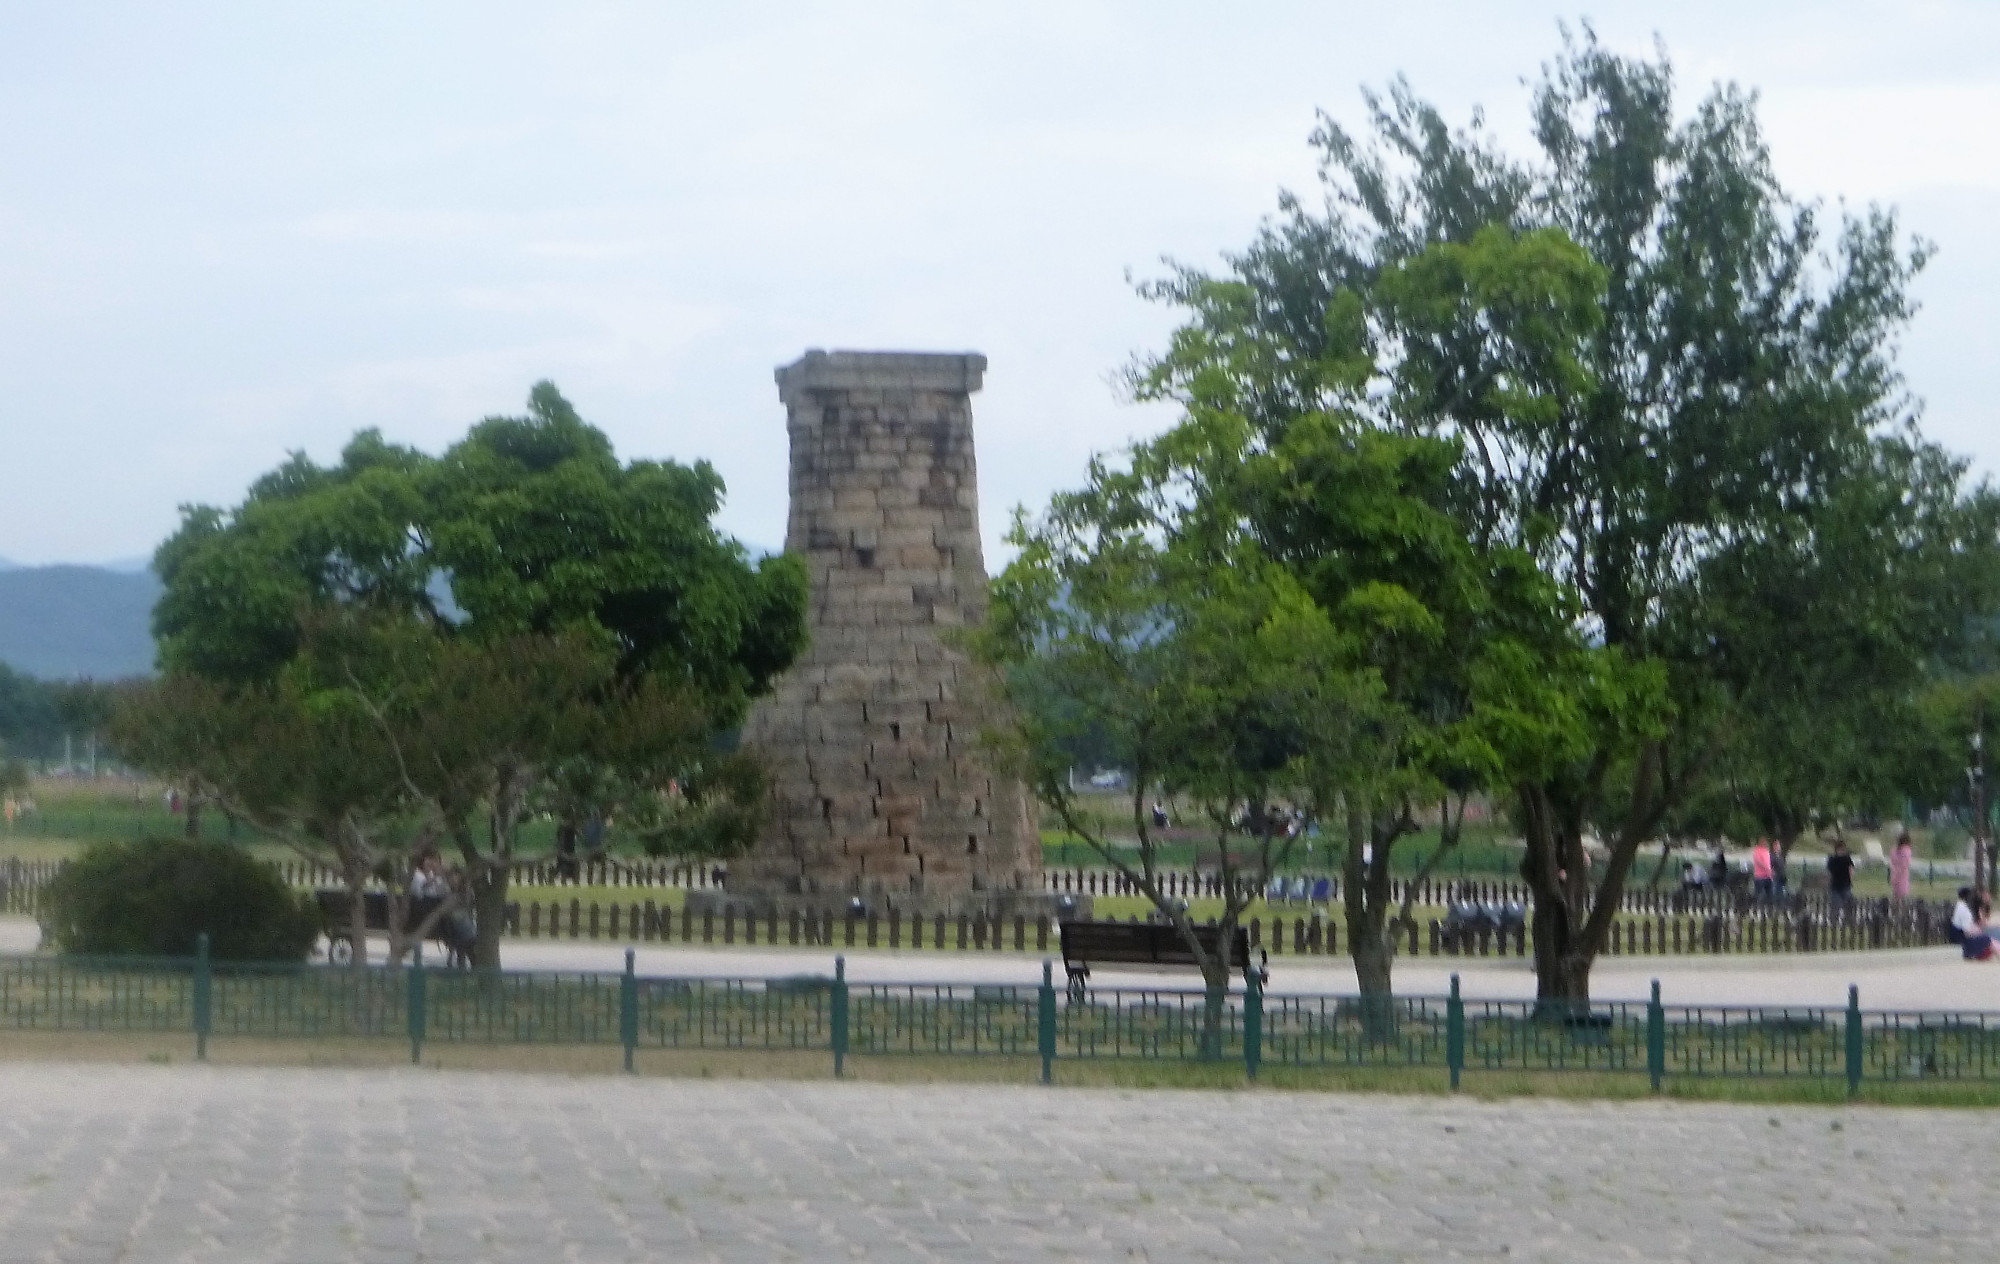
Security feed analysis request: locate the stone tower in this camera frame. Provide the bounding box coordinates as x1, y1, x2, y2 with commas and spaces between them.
729, 350, 1042, 912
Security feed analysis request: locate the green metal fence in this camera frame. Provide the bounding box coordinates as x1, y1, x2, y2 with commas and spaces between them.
6, 940, 2000, 1094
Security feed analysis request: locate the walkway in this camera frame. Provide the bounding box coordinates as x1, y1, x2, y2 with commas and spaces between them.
0, 1060, 1986, 1261
5, 916, 1995, 1008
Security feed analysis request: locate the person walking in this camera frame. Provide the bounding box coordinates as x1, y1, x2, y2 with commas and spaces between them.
1890, 831, 1914, 902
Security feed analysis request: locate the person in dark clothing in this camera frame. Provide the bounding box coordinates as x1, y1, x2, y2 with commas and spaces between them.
1709, 849, 1730, 890
1826, 841, 1857, 909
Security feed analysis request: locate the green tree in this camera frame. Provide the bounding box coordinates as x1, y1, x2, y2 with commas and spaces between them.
110, 653, 419, 964
976, 444, 1348, 1053
1136, 30, 1963, 1004
1666, 442, 2000, 868
1232, 408, 1625, 1012
0, 665, 62, 763
140, 383, 808, 966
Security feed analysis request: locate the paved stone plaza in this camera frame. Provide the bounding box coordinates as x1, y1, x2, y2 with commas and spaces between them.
0, 1061, 1987, 1262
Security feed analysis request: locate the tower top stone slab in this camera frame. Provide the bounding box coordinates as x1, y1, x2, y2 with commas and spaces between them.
775, 349, 987, 402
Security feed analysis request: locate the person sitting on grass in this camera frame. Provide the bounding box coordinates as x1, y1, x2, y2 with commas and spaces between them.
1961, 895, 1998, 962
1951, 887, 1976, 947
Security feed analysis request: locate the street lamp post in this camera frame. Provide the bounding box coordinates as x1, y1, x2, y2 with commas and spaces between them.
1974, 728, 1990, 897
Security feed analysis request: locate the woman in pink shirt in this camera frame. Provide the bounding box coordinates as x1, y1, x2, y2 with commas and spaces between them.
1890, 831, 1913, 901
1750, 839, 1774, 903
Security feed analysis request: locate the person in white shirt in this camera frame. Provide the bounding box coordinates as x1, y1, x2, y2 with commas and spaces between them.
1951, 887, 1976, 944
1964, 896, 1999, 962
410, 853, 449, 900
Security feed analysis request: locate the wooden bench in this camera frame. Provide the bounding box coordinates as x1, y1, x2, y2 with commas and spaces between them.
1058, 920, 1253, 999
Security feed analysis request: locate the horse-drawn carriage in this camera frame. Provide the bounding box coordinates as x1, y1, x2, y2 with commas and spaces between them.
313, 890, 474, 966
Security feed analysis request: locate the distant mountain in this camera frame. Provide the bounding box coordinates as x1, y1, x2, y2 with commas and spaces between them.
0, 543, 780, 681
0, 565, 159, 679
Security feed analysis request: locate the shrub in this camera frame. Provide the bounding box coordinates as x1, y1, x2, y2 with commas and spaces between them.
40, 836, 319, 961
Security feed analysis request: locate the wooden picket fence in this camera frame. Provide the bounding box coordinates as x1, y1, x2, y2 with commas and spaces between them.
0, 856, 1962, 957
272, 859, 725, 890
493, 896, 1956, 959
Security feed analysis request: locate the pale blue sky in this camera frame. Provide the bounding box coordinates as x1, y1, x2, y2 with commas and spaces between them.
2, 2, 1995, 567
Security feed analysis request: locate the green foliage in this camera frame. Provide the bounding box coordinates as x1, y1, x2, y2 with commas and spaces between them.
151, 381, 807, 710
40, 836, 319, 961
0, 664, 63, 761
131, 383, 809, 966
1126, 28, 1981, 1000
0, 752, 27, 795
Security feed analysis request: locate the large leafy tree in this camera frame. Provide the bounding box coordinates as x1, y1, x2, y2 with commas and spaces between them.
1098, 228, 1640, 1015
1136, 30, 1976, 1003
140, 384, 808, 965
976, 445, 1357, 1053
1667, 441, 2000, 868
980, 370, 1610, 1031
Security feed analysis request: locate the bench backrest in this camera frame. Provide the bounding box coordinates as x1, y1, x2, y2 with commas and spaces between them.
1059, 920, 1249, 971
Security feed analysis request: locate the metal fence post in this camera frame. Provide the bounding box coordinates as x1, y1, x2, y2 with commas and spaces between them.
1038, 959, 1056, 1085
1243, 969, 1262, 1081
1446, 974, 1464, 1091
192, 933, 211, 1062
831, 955, 849, 1078
408, 947, 426, 1065
1647, 979, 1665, 1093
1845, 983, 1862, 1098
620, 948, 638, 1074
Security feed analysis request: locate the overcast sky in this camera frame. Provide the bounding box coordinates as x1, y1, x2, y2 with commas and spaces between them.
2, 2, 1995, 569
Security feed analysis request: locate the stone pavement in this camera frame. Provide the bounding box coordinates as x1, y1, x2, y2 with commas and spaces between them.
0, 1060, 1989, 1262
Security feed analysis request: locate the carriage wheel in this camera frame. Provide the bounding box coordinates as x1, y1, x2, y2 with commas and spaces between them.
328, 935, 355, 966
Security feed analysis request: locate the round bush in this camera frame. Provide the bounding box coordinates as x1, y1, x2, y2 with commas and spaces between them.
41, 837, 319, 961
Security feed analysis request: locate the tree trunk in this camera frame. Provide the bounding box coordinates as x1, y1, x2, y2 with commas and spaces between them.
344, 857, 370, 970
1540, 950, 1591, 1009
1342, 805, 1397, 1039
1199, 958, 1230, 1061
1528, 884, 1593, 1001
1350, 920, 1397, 1040
1644, 839, 1674, 890
1518, 783, 1598, 1014
471, 861, 507, 970
385, 891, 409, 969
554, 817, 579, 882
